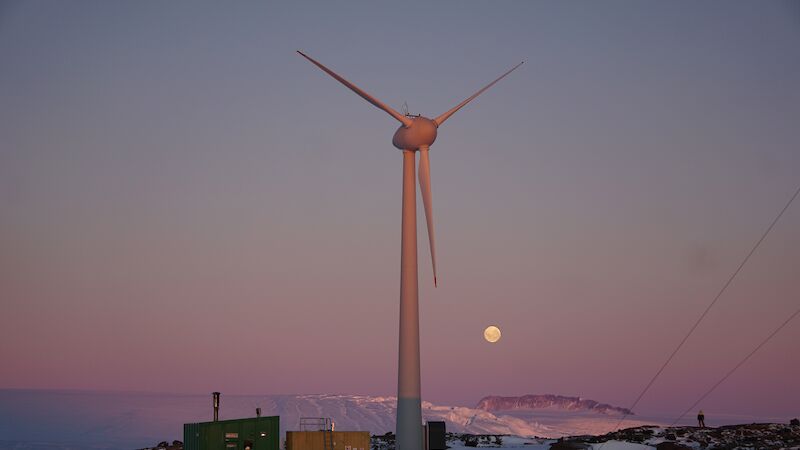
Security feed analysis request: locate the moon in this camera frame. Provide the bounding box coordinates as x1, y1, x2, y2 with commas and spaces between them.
483, 325, 501, 343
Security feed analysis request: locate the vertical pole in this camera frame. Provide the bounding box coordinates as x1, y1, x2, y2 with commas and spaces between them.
213, 392, 220, 422
397, 149, 422, 450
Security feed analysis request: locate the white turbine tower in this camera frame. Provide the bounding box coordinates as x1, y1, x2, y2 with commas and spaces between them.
298, 51, 522, 450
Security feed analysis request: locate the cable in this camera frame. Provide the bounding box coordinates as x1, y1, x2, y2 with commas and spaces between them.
670, 306, 800, 427
600, 184, 800, 440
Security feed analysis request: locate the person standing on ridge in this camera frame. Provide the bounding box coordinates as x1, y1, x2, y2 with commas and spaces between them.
697, 410, 706, 427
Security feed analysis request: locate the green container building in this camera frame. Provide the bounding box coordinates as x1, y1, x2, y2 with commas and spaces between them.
184, 416, 280, 450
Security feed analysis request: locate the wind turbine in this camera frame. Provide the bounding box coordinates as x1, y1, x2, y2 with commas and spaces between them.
298, 51, 522, 450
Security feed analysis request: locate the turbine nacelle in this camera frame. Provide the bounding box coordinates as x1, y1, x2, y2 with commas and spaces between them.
392, 116, 438, 150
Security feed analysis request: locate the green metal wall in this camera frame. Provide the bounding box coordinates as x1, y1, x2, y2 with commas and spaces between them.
184, 416, 280, 450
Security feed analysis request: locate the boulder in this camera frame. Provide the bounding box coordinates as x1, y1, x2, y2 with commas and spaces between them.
549, 440, 591, 450
656, 442, 692, 450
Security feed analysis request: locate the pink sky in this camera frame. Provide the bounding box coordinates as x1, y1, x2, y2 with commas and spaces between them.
1, 1, 798, 420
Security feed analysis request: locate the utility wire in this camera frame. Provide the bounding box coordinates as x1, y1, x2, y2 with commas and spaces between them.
603, 184, 800, 437
670, 306, 800, 426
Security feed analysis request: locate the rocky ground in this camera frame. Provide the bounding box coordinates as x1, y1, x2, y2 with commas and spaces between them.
580, 422, 800, 449
373, 421, 800, 450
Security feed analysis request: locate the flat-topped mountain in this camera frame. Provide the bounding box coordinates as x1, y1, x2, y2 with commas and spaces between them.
476, 394, 633, 416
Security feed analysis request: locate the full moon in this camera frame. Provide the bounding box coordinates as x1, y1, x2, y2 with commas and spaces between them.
483, 325, 501, 343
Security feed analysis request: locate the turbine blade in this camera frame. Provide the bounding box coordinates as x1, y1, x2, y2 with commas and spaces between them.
297, 51, 413, 127
418, 147, 438, 287
433, 61, 524, 127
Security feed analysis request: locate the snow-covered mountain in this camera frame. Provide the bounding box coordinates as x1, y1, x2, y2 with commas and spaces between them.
236, 394, 652, 439
476, 395, 632, 416
261, 394, 547, 437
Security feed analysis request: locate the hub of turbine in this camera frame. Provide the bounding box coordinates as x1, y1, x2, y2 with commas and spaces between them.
392, 116, 438, 150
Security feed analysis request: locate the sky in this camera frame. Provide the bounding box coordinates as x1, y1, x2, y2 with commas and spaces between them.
1, 1, 799, 421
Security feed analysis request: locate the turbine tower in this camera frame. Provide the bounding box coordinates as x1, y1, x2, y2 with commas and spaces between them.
298, 51, 522, 450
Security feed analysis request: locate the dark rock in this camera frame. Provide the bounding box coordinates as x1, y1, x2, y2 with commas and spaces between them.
656, 442, 692, 450
791, 418, 800, 427
462, 435, 478, 447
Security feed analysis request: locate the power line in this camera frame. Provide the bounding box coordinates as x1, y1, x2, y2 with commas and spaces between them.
603, 184, 800, 437
670, 306, 800, 427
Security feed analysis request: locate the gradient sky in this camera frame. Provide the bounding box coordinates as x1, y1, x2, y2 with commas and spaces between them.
1, 1, 799, 420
